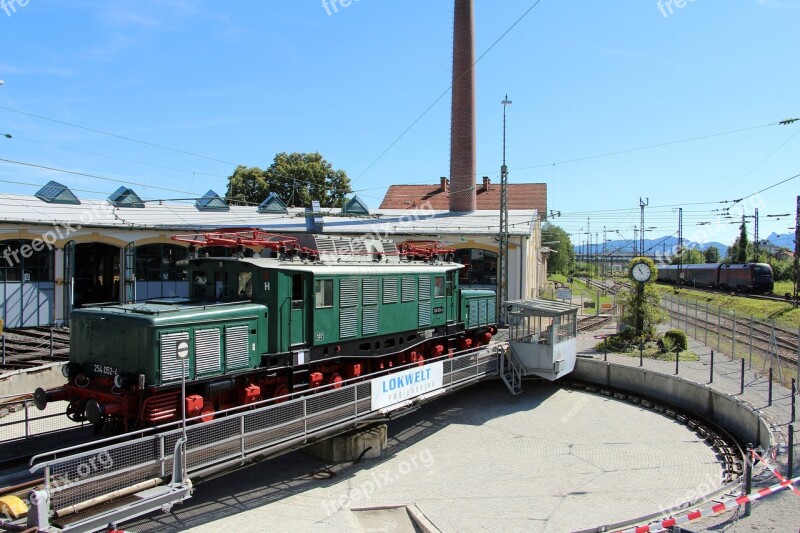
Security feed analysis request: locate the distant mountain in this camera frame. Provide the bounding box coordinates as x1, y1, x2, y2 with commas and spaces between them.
764, 232, 794, 249
575, 236, 728, 256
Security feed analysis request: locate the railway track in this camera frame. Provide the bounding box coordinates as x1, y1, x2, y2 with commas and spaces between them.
1, 327, 70, 371
664, 298, 798, 368
577, 315, 615, 332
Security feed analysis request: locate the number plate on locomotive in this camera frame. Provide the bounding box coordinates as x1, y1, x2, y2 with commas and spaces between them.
91, 364, 120, 377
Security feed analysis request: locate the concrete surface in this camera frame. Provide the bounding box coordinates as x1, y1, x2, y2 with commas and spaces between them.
124, 379, 723, 533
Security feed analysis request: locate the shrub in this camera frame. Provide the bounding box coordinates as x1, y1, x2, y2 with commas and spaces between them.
662, 329, 688, 351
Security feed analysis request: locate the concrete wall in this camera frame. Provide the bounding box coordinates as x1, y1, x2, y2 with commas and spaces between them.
572, 359, 774, 450
1, 363, 65, 398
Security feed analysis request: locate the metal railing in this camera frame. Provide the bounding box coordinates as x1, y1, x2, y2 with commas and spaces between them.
29, 344, 501, 521
662, 294, 800, 386
0, 395, 88, 446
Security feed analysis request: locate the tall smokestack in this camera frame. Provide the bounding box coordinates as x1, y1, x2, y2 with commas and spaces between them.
449, 0, 476, 213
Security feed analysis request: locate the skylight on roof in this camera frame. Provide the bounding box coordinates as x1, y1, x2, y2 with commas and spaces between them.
35, 181, 81, 205
258, 192, 287, 214
108, 186, 144, 208
343, 195, 369, 215
196, 190, 230, 211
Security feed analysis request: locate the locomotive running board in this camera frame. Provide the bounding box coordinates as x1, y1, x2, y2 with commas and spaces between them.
27, 438, 192, 533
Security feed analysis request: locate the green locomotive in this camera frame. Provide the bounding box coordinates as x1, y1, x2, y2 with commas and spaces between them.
35, 232, 496, 433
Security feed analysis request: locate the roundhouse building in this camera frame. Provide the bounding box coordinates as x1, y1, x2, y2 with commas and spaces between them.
0, 182, 544, 328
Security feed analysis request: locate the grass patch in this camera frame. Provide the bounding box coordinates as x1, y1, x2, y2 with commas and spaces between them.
594, 340, 699, 361
654, 284, 800, 329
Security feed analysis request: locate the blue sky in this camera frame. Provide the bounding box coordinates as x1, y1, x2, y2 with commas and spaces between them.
0, 0, 798, 249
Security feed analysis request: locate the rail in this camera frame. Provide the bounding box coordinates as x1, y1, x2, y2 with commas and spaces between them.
20, 344, 502, 532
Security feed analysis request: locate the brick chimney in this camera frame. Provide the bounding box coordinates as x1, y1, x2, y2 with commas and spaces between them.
440, 176, 449, 192
482, 176, 490, 192
449, 0, 476, 213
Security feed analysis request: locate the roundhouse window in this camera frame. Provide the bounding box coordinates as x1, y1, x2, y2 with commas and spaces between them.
0, 239, 54, 282
135, 244, 188, 281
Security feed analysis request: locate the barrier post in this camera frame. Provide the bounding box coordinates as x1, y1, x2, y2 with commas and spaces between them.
789, 425, 795, 479
768, 367, 773, 407
710, 350, 714, 384
639, 341, 643, 368
675, 348, 680, 375
749, 317, 754, 369
740, 358, 745, 395
1, 334, 4, 366
50, 327, 54, 359
792, 378, 796, 423
744, 443, 753, 517
604, 337, 607, 362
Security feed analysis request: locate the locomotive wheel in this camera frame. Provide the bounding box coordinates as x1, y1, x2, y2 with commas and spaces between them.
200, 401, 215, 423
66, 399, 87, 423
329, 373, 343, 389
273, 384, 290, 401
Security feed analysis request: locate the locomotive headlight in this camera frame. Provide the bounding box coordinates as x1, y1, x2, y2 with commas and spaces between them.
61, 362, 79, 379
113, 374, 124, 388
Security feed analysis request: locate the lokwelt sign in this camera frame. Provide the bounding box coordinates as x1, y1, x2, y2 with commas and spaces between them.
371, 361, 444, 411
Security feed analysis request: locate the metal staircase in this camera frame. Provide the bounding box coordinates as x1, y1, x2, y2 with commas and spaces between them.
500, 345, 525, 395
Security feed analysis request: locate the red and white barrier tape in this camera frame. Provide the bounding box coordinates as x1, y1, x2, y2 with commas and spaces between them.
751, 449, 800, 498
617, 475, 800, 533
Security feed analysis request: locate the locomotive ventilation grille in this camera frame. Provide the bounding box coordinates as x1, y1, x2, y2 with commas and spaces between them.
340, 308, 358, 338
225, 325, 249, 370
362, 278, 379, 306
161, 331, 190, 383
340, 278, 358, 306
401, 277, 415, 302
418, 277, 431, 326
194, 328, 221, 374
362, 307, 379, 335
382, 277, 398, 304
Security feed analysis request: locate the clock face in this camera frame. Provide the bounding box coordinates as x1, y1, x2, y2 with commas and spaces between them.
632, 263, 651, 282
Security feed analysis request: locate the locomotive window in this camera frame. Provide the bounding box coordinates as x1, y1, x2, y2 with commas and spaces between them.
214, 271, 228, 299
238, 271, 253, 299
193, 271, 209, 297
292, 273, 303, 301
434, 276, 445, 298
315, 279, 333, 308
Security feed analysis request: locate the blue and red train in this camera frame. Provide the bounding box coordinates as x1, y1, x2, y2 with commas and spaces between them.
656, 263, 774, 293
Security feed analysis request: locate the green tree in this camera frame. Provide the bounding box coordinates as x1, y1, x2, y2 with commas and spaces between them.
621, 257, 665, 338
671, 247, 705, 265
225, 152, 351, 208
727, 222, 752, 263
542, 223, 574, 274
225, 166, 269, 206
703, 246, 720, 263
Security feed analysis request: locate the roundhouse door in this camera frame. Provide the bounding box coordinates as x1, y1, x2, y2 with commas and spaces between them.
290, 273, 306, 346
123, 243, 136, 303
63, 240, 75, 325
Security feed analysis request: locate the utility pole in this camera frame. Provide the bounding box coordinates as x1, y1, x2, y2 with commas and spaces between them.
794, 196, 799, 307
603, 226, 607, 277
639, 197, 649, 258
678, 207, 684, 284
498, 95, 511, 325
754, 208, 759, 261
633, 227, 639, 256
